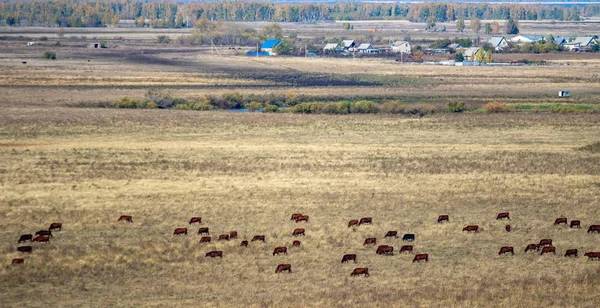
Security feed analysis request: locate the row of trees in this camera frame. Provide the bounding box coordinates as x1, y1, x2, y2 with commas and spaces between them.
1, 0, 596, 27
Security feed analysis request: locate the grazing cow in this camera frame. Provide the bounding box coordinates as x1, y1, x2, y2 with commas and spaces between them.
376, 245, 393, 256
498, 246, 514, 255
240, 240, 248, 247
199, 236, 211, 243
584, 252, 600, 260
292, 240, 301, 247
540, 246, 556, 255
587, 225, 600, 233
539, 239, 552, 247
189, 217, 201, 224
173, 228, 187, 236
554, 218, 568, 225
251, 235, 265, 242
496, 212, 510, 220
18, 234, 33, 243
198, 227, 209, 235
402, 234, 415, 242
384, 231, 398, 238
400, 245, 413, 254
413, 254, 429, 262
292, 228, 305, 236
218, 234, 230, 241
570, 220, 581, 228
35, 230, 52, 238
230, 231, 238, 239
273, 247, 288, 256
525, 244, 539, 253
363, 238, 377, 246
565, 249, 578, 257
117, 215, 133, 222
351, 268, 369, 277
205, 251, 223, 258
437, 215, 449, 223
49, 223, 62, 231
12, 258, 24, 264
462, 225, 479, 233
32, 236, 50, 243
341, 254, 357, 263
505, 225, 511, 232
290, 213, 302, 221
348, 220, 359, 228
17, 246, 32, 254
359, 217, 372, 225
295, 215, 309, 223
275, 264, 292, 273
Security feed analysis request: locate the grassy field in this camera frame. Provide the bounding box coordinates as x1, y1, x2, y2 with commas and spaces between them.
1, 26, 600, 307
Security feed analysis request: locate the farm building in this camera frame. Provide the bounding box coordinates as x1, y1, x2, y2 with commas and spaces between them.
117, 19, 135, 28
510, 35, 545, 44
487, 37, 508, 51
323, 43, 342, 52
564, 37, 597, 51
260, 40, 281, 56
246, 51, 270, 57
341, 40, 355, 51
463, 47, 482, 61
88, 42, 101, 49
357, 43, 380, 54
553, 36, 567, 46
391, 41, 411, 53
448, 43, 463, 50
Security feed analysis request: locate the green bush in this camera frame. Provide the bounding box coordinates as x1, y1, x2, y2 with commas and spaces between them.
263, 105, 279, 113
39, 36, 48, 41
380, 101, 404, 114
246, 101, 263, 112
292, 102, 324, 114
42, 51, 56, 59
447, 101, 466, 113
350, 100, 379, 113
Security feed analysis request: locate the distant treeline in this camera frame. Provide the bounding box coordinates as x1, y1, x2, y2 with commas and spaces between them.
1, 0, 598, 27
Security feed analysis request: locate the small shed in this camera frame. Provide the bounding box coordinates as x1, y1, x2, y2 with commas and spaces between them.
88, 42, 101, 49
558, 90, 570, 97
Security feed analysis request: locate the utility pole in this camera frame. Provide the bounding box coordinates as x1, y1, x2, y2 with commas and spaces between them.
256, 42, 259, 57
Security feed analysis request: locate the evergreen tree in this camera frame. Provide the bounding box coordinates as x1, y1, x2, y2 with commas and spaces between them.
506, 18, 519, 34
456, 18, 465, 32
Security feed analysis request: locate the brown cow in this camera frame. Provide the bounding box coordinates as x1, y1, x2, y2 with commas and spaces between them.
359, 217, 372, 225
587, 225, 600, 233
462, 225, 479, 233
363, 238, 376, 246
173, 228, 188, 236
413, 254, 428, 262
295, 215, 309, 223
505, 225, 511, 232
273, 247, 288, 256
12, 258, 24, 264
198, 227, 209, 235
540, 246, 556, 255
292, 240, 301, 247
17, 246, 32, 253
218, 234, 230, 241
348, 220, 359, 228
376, 245, 393, 256
275, 264, 292, 273
117, 215, 133, 223
399, 245, 413, 254
240, 240, 248, 247
554, 218, 568, 225
189, 217, 202, 224
230, 231, 238, 239
341, 254, 357, 263
290, 213, 303, 221
351, 268, 369, 277
199, 236, 211, 243
539, 239, 552, 247
498, 246, 514, 255
35, 230, 52, 238
384, 231, 398, 238
251, 235, 265, 242
524, 244, 539, 253
496, 212, 510, 220
205, 251, 223, 258
570, 220, 581, 228
437, 215, 449, 223
584, 252, 600, 260
18, 234, 32, 243
565, 249, 578, 257
292, 228, 305, 236
32, 236, 50, 243
49, 223, 62, 231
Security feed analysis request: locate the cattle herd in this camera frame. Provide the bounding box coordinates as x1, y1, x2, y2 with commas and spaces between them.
10, 212, 600, 277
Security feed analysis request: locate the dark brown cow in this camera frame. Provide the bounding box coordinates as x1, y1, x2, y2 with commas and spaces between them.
363, 238, 377, 246
17, 246, 32, 253
292, 228, 305, 236
351, 268, 369, 277
565, 249, 578, 257
400, 245, 413, 254
35, 230, 52, 238
295, 215, 309, 223
32, 236, 50, 243
505, 225, 511, 232
49, 223, 62, 231
496, 212, 510, 220
198, 227, 209, 235
205, 251, 223, 258
584, 252, 600, 260
292, 240, 301, 247
554, 218, 568, 225
437, 215, 449, 223
251, 235, 265, 242
524, 244, 539, 252
570, 220, 581, 228
117, 215, 133, 222
12, 258, 24, 264
275, 264, 292, 273
341, 254, 357, 263
229, 231, 238, 239
18, 234, 32, 243
359, 217, 372, 225
462, 225, 479, 233
273, 247, 288, 256
218, 234, 230, 241
189, 217, 201, 224
173, 228, 187, 236
290, 213, 302, 221
498, 246, 514, 255
539, 239, 552, 247
413, 254, 428, 262
587, 225, 600, 233
376, 245, 393, 255
199, 236, 211, 243
348, 220, 359, 228
540, 246, 556, 255
240, 240, 248, 247
384, 231, 398, 238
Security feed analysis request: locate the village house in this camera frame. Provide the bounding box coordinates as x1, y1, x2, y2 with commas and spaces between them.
260, 40, 281, 56
510, 35, 545, 44
341, 40, 355, 51
323, 43, 342, 53
448, 43, 463, 50
463, 47, 482, 61
391, 41, 411, 53
357, 43, 380, 54
487, 36, 508, 51
564, 37, 597, 51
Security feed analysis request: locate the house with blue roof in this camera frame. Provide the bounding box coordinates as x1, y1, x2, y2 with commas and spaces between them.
260, 40, 281, 56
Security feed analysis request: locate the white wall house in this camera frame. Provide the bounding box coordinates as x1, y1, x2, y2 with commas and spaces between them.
487, 37, 508, 51
391, 41, 411, 53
